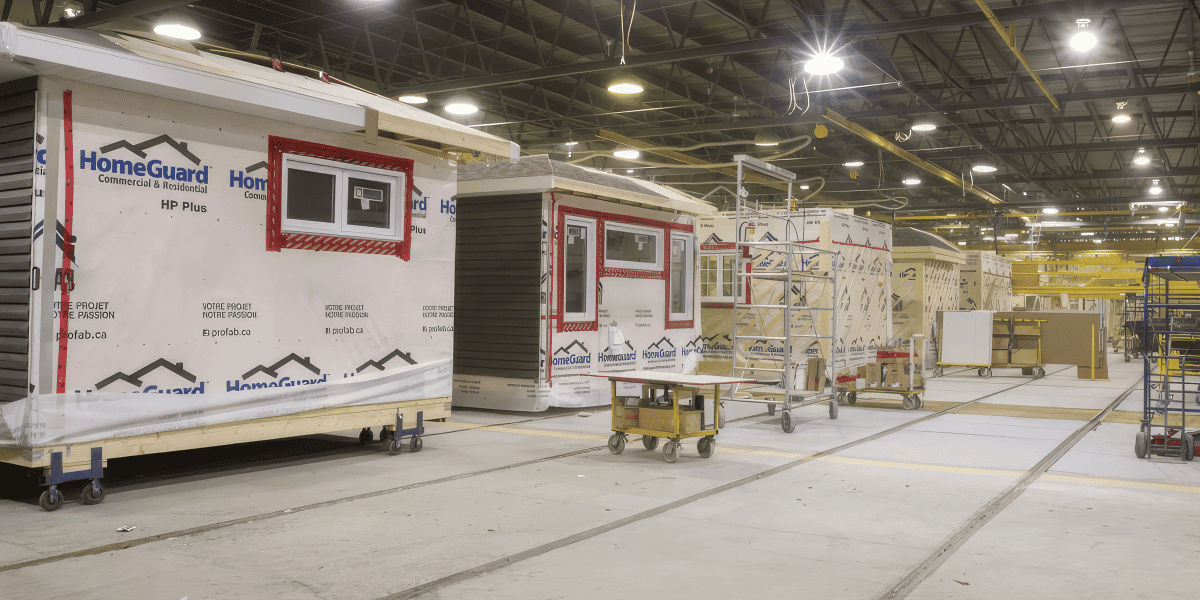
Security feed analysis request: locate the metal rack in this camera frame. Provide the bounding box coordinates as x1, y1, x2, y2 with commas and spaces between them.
1122, 292, 1145, 362
724, 155, 843, 433
1136, 257, 1200, 461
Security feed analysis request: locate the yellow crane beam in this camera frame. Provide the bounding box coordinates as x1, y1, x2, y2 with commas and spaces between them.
972, 0, 1060, 110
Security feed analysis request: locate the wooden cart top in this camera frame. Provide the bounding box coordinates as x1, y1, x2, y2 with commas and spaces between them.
585, 371, 757, 386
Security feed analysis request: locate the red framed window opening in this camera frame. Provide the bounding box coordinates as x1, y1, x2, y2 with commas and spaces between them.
266, 136, 414, 259
555, 205, 694, 332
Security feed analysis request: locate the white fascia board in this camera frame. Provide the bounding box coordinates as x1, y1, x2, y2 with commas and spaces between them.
455, 175, 555, 198
2, 24, 362, 133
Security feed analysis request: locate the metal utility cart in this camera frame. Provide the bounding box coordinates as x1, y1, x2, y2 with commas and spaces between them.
592, 372, 754, 463
1137, 257, 1200, 461
724, 156, 844, 433
842, 335, 926, 411
1123, 292, 1146, 362
990, 316, 1047, 379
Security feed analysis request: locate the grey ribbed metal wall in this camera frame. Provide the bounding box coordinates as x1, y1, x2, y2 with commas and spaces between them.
453, 194, 542, 380
0, 77, 35, 402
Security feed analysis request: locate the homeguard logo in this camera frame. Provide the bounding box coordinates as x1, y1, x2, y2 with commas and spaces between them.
357, 349, 418, 372
411, 184, 427, 219
747, 338, 784, 356
642, 337, 677, 360
682, 337, 702, 357
699, 334, 731, 354
552, 341, 591, 367
228, 354, 326, 390
230, 161, 268, 199
95, 359, 203, 394
599, 341, 636, 364
81, 134, 211, 192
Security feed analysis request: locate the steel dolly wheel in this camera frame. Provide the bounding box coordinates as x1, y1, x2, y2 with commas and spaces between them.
608, 433, 626, 455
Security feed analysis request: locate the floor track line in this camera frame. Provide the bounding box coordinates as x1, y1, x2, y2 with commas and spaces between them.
378, 366, 1078, 600
0, 366, 1073, 577
0, 445, 604, 574
876, 375, 1141, 600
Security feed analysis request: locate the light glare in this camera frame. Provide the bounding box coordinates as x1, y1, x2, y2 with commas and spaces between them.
614, 149, 640, 159
607, 82, 644, 95
1070, 31, 1097, 52
445, 103, 478, 115
804, 54, 844, 75
154, 23, 201, 40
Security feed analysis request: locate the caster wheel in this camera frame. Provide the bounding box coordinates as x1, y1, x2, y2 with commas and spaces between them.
388, 439, 401, 455
781, 410, 795, 433
1135, 431, 1149, 459
1034, 367, 1046, 379
358, 428, 373, 444
379, 428, 392, 442
81, 480, 105, 505
917, 396, 925, 409
1125, 354, 1131, 363
410, 435, 423, 453
767, 404, 776, 416
977, 367, 992, 379
718, 408, 726, 429
847, 392, 857, 405
608, 433, 626, 455
829, 399, 839, 419
663, 441, 679, 463
902, 395, 917, 410
1184, 434, 1195, 462
643, 435, 659, 451
39, 488, 63, 512
697, 436, 715, 458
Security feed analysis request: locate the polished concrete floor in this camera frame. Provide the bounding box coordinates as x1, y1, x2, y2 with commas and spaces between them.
1, 355, 1196, 599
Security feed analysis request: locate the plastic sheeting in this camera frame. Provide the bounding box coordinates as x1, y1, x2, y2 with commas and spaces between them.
0, 359, 450, 448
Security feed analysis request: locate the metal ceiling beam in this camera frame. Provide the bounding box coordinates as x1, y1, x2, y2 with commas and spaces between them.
52, 0, 195, 28
842, 0, 1130, 37
394, 35, 796, 96
896, 194, 1200, 211
821, 108, 1005, 204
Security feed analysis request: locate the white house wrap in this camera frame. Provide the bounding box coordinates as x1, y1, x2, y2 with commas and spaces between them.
891, 228, 965, 369
696, 209, 892, 382
451, 156, 714, 411
0, 24, 512, 457
959, 251, 1014, 311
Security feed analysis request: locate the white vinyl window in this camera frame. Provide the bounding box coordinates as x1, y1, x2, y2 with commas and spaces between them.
669, 232, 694, 318
282, 154, 403, 241
563, 216, 597, 322
604, 222, 663, 271
700, 253, 739, 300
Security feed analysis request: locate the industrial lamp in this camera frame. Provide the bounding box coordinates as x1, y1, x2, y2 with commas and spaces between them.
154, 11, 202, 41
1070, 18, 1097, 52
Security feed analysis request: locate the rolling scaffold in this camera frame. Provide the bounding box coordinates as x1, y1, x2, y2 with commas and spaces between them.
1122, 292, 1145, 362
1136, 257, 1200, 461
724, 155, 843, 433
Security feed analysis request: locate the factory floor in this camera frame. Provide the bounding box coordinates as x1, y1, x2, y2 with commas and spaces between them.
2, 355, 1197, 599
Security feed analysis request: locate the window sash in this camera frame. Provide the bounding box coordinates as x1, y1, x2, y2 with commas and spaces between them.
281, 154, 403, 241
604, 222, 663, 271
669, 233, 693, 318
563, 217, 597, 322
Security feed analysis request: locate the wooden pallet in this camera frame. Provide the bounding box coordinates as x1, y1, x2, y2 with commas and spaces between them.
0, 396, 451, 470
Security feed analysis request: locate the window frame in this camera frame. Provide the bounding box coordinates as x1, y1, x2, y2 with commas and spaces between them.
561, 216, 597, 324
603, 221, 664, 272
699, 251, 741, 302
668, 231, 695, 322
281, 153, 403, 242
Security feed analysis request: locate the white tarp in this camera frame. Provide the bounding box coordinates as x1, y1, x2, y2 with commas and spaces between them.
0, 359, 450, 448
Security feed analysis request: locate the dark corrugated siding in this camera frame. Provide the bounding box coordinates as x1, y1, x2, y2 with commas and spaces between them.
453, 194, 541, 380
0, 77, 35, 402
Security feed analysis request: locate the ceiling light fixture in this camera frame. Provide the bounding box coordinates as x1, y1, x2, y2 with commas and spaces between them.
1159, 206, 1169, 212
564, 141, 579, 146
1132, 148, 1151, 166
799, 184, 810, 190
397, 94, 428, 104
1112, 113, 1132, 124
1070, 18, 1097, 52
972, 163, 998, 174
61, 1, 83, 18
1150, 180, 1163, 195
843, 160, 864, 167
754, 131, 781, 146
614, 149, 640, 159
903, 177, 921, 185
444, 102, 479, 115
607, 81, 644, 95
1042, 207, 1059, 214
804, 53, 844, 76
911, 121, 937, 132
154, 12, 202, 40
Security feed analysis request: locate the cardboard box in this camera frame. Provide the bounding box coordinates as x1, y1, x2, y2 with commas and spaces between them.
992, 349, 1009, 364
1078, 364, 1108, 379
876, 348, 913, 364
993, 321, 1010, 334
1011, 348, 1039, 364
864, 363, 882, 388
1013, 323, 1041, 335
639, 407, 702, 434
884, 370, 924, 390
805, 357, 827, 391
612, 403, 639, 429
992, 336, 1011, 349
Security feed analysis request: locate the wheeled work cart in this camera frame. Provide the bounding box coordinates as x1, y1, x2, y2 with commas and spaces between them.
592, 372, 753, 463
1136, 257, 1200, 461
842, 335, 926, 411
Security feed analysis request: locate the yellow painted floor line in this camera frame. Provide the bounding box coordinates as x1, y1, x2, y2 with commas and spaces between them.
451, 421, 1200, 494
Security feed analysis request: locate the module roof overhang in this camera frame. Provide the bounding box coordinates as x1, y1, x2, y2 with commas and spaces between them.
0, 23, 517, 161
457, 155, 715, 215
892, 227, 966, 264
